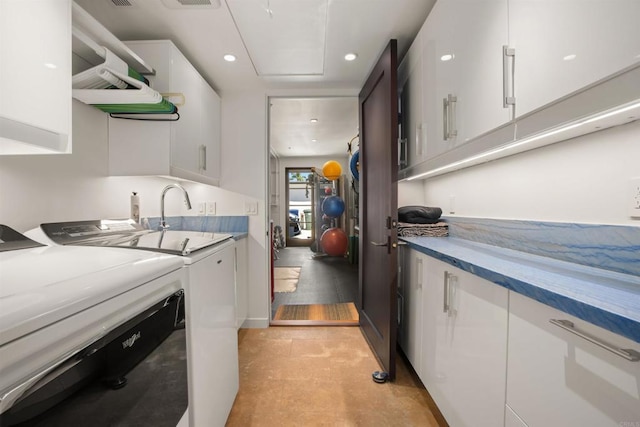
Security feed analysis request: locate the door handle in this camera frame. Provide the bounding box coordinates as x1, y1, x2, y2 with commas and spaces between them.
370, 237, 397, 253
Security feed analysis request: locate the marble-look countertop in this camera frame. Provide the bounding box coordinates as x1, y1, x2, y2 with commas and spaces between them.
400, 236, 640, 344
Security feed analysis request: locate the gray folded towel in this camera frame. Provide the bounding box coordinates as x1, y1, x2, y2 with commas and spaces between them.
398, 206, 442, 224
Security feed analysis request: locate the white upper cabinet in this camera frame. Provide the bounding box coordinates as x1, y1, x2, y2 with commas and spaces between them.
509, 0, 640, 118
398, 29, 426, 169
109, 40, 221, 186
422, 0, 511, 159
0, 0, 71, 155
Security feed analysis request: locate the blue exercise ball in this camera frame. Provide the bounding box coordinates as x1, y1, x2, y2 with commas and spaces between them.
322, 195, 345, 218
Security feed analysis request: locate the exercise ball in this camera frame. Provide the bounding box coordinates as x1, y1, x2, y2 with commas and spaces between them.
324, 187, 332, 195
320, 228, 348, 256
322, 196, 345, 218
322, 160, 342, 180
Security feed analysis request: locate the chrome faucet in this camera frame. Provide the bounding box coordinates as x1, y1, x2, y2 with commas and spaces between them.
160, 183, 192, 229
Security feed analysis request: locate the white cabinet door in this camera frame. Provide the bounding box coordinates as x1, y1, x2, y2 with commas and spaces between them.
421, 257, 509, 427
200, 85, 222, 182
398, 248, 424, 376
108, 40, 221, 186
507, 292, 640, 427
0, 0, 71, 154
422, 0, 511, 159
170, 47, 203, 177
509, 0, 640, 118
185, 244, 239, 427
398, 30, 426, 169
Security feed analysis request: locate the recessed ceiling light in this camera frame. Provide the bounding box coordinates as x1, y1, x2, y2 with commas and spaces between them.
311, 139, 317, 142
563, 54, 577, 61
310, 118, 318, 123
440, 54, 454, 62
344, 53, 357, 61
223, 54, 236, 62
44, 63, 57, 69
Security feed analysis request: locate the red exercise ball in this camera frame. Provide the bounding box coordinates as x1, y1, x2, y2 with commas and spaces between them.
320, 227, 348, 256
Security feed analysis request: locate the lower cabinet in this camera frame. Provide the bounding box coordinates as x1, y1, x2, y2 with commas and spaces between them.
398, 247, 424, 377
401, 247, 640, 427
507, 292, 640, 427
419, 255, 509, 427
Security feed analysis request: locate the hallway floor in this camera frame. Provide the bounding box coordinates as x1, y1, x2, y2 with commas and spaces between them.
226, 326, 444, 426
272, 247, 358, 319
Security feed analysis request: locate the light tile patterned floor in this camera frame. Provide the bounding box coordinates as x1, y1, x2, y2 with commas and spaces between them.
226, 326, 445, 426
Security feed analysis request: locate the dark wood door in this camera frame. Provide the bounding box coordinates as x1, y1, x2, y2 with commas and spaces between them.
358, 40, 399, 380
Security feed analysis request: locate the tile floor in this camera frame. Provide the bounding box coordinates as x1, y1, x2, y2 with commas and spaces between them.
226, 326, 445, 426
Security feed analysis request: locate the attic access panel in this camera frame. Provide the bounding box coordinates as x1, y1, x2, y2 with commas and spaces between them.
227, 0, 328, 76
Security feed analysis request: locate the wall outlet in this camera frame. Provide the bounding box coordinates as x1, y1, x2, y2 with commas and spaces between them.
197, 202, 206, 216
630, 178, 640, 218
207, 201, 216, 216
244, 201, 258, 215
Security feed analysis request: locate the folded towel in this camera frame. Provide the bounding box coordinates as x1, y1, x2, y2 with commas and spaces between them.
398, 206, 442, 224
397, 221, 448, 237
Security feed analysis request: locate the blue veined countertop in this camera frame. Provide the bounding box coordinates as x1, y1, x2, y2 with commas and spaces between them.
400, 236, 640, 344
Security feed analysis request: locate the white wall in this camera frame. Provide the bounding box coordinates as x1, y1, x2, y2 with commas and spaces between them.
413, 119, 640, 226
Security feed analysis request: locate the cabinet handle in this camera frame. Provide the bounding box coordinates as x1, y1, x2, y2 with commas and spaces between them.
416, 257, 423, 289
549, 319, 640, 362
447, 94, 457, 138
443, 95, 458, 140
502, 45, 516, 108
442, 97, 449, 140
443, 271, 450, 313
398, 137, 408, 168
199, 144, 207, 171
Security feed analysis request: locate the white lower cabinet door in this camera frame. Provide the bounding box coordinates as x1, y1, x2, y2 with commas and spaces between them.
507, 292, 640, 427
420, 257, 509, 427
399, 249, 424, 375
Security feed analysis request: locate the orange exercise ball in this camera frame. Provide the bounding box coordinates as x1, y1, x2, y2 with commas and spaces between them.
322, 160, 342, 181
320, 227, 348, 256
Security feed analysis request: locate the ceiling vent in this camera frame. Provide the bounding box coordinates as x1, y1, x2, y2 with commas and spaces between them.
110, 0, 134, 6
160, 0, 221, 8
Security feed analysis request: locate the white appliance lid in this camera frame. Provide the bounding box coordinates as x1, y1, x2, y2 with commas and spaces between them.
0, 245, 184, 346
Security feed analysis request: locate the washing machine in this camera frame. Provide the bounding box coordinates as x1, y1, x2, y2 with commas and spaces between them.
27, 219, 239, 427
0, 224, 187, 426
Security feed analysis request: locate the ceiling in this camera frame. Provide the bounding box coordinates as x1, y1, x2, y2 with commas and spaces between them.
73, 0, 436, 157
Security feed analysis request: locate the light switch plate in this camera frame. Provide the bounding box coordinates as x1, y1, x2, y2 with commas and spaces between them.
244, 201, 258, 215
630, 178, 640, 218
207, 201, 216, 216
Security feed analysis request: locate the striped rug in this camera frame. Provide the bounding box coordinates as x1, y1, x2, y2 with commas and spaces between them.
272, 302, 359, 325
